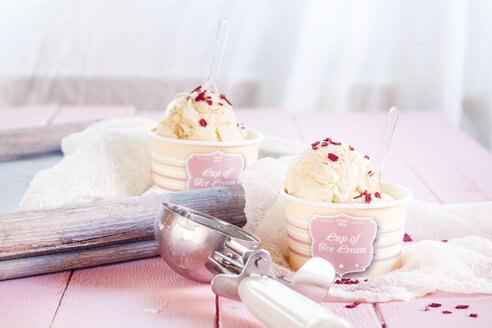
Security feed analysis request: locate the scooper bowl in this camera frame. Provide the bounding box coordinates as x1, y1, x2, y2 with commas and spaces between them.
154, 203, 259, 283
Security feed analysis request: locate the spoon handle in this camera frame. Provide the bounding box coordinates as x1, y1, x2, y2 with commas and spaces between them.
375, 106, 399, 190
205, 19, 229, 93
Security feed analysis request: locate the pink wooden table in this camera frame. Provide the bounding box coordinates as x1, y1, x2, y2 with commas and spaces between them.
0, 106, 491, 328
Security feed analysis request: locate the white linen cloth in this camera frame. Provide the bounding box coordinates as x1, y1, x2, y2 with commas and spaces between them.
20, 119, 492, 302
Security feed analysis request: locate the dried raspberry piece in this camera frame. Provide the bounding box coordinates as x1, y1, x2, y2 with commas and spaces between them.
345, 302, 361, 309
195, 90, 208, 102
364, 155, 370, 160
375, 192, 381, 198
441, 240, 448, 242
199, 119, 207, 127
219, 102, 223, 106
364, 279, 368, 282
455, 305, 469, 309
364, 193, 372, 203
368, 171, 374, 177
311, 141, 320, 147
428, 303, 442, 308
331, 141, 341, 145
349, 145, 354, 151
334, 278, 359, 285
323, 137, 332, 142
192, 85, 202, 93
327, 153, 338, 161
403, 233, 413, 242
321, 142, 329, 147
312, 146, 319, 150
442, 311, 452, 314
186, 95, 191, 101
220, 94, 232, 106
469, 313, 478, 318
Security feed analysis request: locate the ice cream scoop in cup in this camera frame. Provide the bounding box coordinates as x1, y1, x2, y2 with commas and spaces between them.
283, 138, 412, 277
151, 19, 263, 192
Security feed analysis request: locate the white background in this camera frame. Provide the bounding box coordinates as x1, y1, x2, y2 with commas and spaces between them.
0, 0, 491, 148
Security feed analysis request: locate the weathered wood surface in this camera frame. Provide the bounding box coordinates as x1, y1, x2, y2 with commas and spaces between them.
1, 107, 491, 328
0, 121, 94, 161
0, 185, 246, 280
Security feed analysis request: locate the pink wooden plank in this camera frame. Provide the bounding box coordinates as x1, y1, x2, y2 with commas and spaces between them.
0, 105, 58, 129
50, 105, 137, 124
381, 111, 491, 202
52, 257, 216, 328
377, 294, 492, 328
235, 108, 302, 142
136, 110, 162, 122
219, 298, 381, 328
0, 272, 71, 328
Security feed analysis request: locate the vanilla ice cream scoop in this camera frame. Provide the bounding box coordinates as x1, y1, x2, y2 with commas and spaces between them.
155, 87, 247, 142
284, 138, 392, 203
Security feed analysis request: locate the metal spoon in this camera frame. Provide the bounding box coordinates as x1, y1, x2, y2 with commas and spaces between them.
374, 106, 399, 191
202, 19, 229, 94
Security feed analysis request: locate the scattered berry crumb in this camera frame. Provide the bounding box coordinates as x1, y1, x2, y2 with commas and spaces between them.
375, 192, 381, 198
328, 153, 339, 161
345, 302, 361, 309
349, 145, 354, 151
428, 303, 442, 308
311, 141, 320, 147
368, 170, 374, 177
442, 310, 452, 314
334, 278, 359, 285
441, 240, 448, 243
199, 119, 207, 127
220, 94, 232, 106
321, 142, 329, 147
364, 155, 370, 160
192, 85, 202, 93
469, 313, 478, 318
364, 279, 368, 282
455, 305, 469, 309
403, 233, 413, 242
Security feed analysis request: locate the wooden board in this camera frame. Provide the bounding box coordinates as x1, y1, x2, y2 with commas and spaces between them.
0, 185, 246, 280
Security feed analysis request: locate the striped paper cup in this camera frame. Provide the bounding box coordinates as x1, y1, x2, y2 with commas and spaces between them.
150, 130, 263, 192
283, 183, 412, 278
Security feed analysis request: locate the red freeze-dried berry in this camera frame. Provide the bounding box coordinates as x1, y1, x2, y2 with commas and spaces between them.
403, 233, 413, 242
220, 94, 232, 106
428, 303, 442, 308
192, 85, 202, 93
375, 192, 381, 198
442, 240, 448, 242
334, 278, 359, 285
331, 141, 341, 145
323, 137, 332, 142
206, 100, 213, 106
368, 170, 374, 177
312, 146, 319, 150
365, 193, 372, 203
219, 102, 223, 106
455, 305, 469, 309
469, 313, 478, 318
364, 155, 370, 160
327, 153, 338, 161
321, 142, 329, 147
442, 311, 452, 314
311, 141, 320, 147
345, 302, 361, 309
186, 95, 191, 101
349, 145, 354, 151
199, 119, 207, 127
364, 279, 368, 282
195, 90, 208, 102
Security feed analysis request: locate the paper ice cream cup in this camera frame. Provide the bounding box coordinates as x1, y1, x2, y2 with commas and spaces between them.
282, 183, 412, 278
151, 130, 263, 192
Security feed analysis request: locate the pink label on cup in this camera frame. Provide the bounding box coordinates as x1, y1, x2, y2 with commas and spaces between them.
185, 151, 244, 190
309, 214, 377, 276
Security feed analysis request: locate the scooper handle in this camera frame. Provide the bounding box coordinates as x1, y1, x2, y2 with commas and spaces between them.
238, 275, 351, 328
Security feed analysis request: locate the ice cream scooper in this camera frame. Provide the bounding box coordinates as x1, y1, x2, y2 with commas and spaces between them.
155, 202, 351, 328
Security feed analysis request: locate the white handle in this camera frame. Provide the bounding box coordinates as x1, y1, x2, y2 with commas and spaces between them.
238, 275, 351, 328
